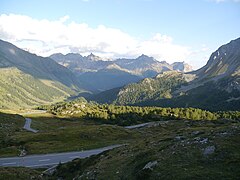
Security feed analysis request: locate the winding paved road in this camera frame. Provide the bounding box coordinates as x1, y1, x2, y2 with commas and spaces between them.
13, 115, 152, 168
0, 144, 122, 168
23, 118, 38, 133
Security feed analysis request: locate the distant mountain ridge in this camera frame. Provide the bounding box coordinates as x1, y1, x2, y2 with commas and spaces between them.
88, 38, 240, 111
50, 53, 193, 91
50, 53, 193, 75
0, 39, 86, 109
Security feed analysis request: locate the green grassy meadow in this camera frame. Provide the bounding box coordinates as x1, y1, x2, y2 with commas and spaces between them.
0, 112, 139, 157
0, 109, 240, 179
51, 119, 240, 179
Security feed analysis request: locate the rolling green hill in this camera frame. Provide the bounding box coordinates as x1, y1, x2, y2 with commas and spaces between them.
0, 39, 87, 109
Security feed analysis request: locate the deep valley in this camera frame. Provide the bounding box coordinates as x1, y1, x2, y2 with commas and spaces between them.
0, 18, 239, 180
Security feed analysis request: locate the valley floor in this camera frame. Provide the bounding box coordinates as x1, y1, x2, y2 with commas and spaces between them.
0, 111, 239, 179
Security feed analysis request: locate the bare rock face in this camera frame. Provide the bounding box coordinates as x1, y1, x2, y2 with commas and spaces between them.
19, 149, 27, 157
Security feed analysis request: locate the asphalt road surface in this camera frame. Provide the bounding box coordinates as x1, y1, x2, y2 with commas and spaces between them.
0, 144, 122, 168
23, 118, 38, 133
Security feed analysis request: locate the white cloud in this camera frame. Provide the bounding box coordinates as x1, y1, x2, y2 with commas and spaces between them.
133, 33, 190, 62
0, 14, 194, 64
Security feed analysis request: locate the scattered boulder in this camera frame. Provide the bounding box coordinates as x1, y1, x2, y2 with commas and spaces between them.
200, 138, 208, 144
19, 149, 27, 157
219, 132, 229, 137
42, 165, 58, 176
194, 137, 208, 144
194, 137, 201, 141
143, 161, 158, 170
203, 146, 216, 156
175, 136, 181, 140
191, 131, 202, 135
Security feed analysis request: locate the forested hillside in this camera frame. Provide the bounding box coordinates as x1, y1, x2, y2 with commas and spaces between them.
88, 38, 240, 111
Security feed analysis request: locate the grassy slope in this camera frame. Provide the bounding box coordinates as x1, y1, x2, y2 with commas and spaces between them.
0, 167, 42, 180
51, 119, 240, 180
0, 68, 74, 109
0, 112, 25, 156
16, 117, 137, 155
0, 39, 88, 109
1, 111, 240, 179
0, 111, 137, 179
0, 113, 139, 157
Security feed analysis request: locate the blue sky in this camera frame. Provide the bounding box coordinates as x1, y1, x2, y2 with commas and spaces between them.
0, 0, 239, 68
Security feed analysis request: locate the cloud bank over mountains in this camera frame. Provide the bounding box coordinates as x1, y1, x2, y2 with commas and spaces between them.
0, 14, 198, 65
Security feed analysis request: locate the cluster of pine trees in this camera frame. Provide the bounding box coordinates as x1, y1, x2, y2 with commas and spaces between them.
37, 97, 240, 126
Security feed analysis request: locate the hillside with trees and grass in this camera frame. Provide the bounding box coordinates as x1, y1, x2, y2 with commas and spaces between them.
38, 98, 240, 126
0, 110, 139, 158
0, 39, 88, 109
88, 38, 240, 111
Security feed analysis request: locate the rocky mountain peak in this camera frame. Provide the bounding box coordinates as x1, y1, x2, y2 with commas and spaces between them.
139, 54, 149, 58
137, 54, 156, 63
86, 53, 102, 61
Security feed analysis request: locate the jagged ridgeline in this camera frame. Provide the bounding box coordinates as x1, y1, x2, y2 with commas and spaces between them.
0, 40, 86, 109
50, 53, 192, 92
89, 38, 240, 111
